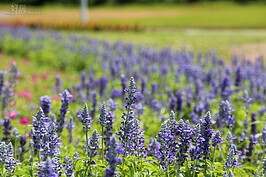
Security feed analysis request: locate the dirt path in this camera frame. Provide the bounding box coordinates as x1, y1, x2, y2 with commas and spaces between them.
230, 43, 266, 62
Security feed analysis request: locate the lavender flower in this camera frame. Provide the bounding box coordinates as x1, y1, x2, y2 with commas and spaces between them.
157, 111, 178, 169
78, 103, 92, 132
1, 84, 13, 115
99, 76, 108, 96
262, 157, 266, 175
246, 135, 257, 157
99, 103, 107, 127
0, 71, 6, 97
118, 77, 147, 157
151, 82, 159, 95
0, 142, 18, 174
73, 152, 80, 160
107, 99, 118, 111
105, 135, 123, 177
38, 157, 58, 177
118, 112, 146, 157
67, 117, 75, 144
242, 91, 253, 112
110, 89, 123, 99
90, 91, 97, 119
40, 96, 52, 116
57, 90, 72, 134
105, 103, 116, 150
41, 115, 61, 160
190, 123, 205, 160
148, 138, 161, 159
221, 75, 232, 100
200, 111, 214, 159
176, 119, 193, 165
99, 103, 107, 156
133, 103, 145, 119
19, 135, 27, 161
2, 117, 12, 142
8, 62, 19, 84
224, 144, 241, 169
140, 77, 147, 94
212, 130, 222, 147
87, 130, 100, 163
63, 156, 74, 177
169, 96, 177, 112
219, 100, 235, 130
235, 67, 243, 88
175, 91, 183, 112
55, 75, 62, 93
125, 77, 137, 109
80, 71, 87, 89
31, 107, 47, 152
223, 170, 234, 177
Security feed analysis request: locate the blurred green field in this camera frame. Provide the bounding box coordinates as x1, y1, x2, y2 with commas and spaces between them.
1, 2, 266, 60
0, 2, 266, 29
84, 29, 266, 61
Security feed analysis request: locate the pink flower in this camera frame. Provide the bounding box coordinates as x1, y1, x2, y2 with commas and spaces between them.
53, 95, 60, 101
20, 118, 30, 125
8, 111, 17, 120
31, 75, 38, 83
18, 92, 32, 100
41, 73, 48, 80
23, 59, 30, 65
8, 60, 16, 66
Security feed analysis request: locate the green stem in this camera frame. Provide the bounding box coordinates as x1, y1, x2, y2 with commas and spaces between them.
85, 130, 89, 176
218, 145, 225, 161
204, 158, 207, 176
192, 160, 197, 177
213, 146, 216, 163
2, 164, 5, 177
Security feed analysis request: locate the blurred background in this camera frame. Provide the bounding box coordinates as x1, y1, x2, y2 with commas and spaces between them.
0, 0, 266, 60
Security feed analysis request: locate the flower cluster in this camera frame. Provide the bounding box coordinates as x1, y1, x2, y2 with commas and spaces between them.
58, 90, 72, 134
78, 103, 92, 132
118, 77, 146, 157
105, 135, 123, 177
0, 142, 18, 174
219, 100, 235, 130
40, 96, 52, 116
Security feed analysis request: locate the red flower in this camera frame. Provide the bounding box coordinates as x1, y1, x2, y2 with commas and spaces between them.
8, 111, 17, 120
20, 118, 30, 125
41, 73, 48, 80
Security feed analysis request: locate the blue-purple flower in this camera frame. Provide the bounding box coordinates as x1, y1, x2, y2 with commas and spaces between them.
105, 135, 123, 177
40, 96, 51, 116
57, 90, 72, 134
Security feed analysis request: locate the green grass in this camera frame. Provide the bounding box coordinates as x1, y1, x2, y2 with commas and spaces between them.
90, 2, 266, 29
0, 2, 266, 29
83, 29, 266, 60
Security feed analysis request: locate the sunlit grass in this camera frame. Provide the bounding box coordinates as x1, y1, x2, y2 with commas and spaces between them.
0, 2, 266, 29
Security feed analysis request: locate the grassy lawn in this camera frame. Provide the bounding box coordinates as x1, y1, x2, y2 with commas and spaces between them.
83, 29, 266, 61
0, 2, 266, 29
